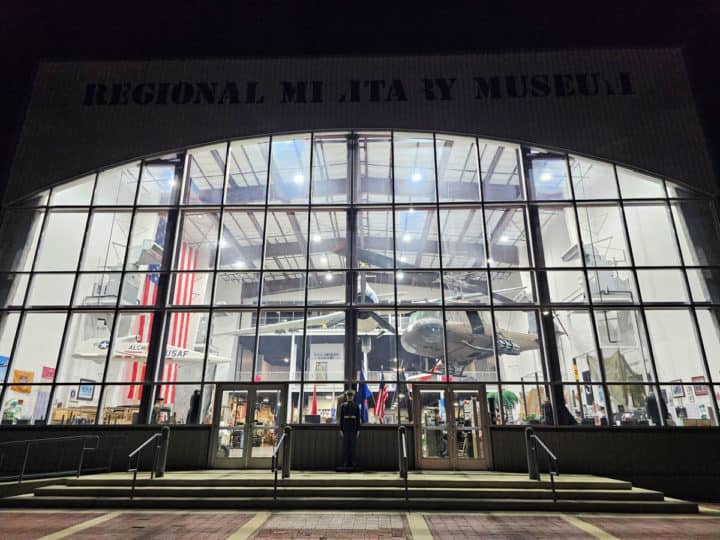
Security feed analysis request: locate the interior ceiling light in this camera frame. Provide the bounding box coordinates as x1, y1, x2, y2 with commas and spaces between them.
487, 258, 495, 264
399, 256, 407, 263
324, 272, 333, 282
396, 271, 405, 280
403, 233, 412, 243
312, 234, 322, 243
540, 172, 553, 182
283, 357, 289, 363
500, 235, 510, 242
233, 260, 246, 268
293, 173, 305, 184
411, 172, 422, 182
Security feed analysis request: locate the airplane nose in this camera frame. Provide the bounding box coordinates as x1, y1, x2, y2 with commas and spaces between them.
418, 322, 444, 343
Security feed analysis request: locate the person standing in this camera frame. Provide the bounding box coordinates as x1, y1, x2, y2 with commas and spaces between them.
339, 389, 361, 470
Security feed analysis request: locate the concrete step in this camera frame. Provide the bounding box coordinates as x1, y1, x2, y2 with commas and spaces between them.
33, 485, 665, 501
0, 494, 698, 513
65, 476, 633, 491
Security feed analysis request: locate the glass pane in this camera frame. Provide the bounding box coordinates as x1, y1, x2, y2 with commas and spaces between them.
126, 211, 171, 270
495, 384, 549, 425
251, 388, 283, 456
255, 310, 304, 381
226, 137, 270, 204
395, 208, 440, 268
136, 154, 182, 206
1, 385, 52, 425
397, 310, 445, 380
311, 132, 350, 204
445, 309, 496, 381
562, 384, 609, 426
218, 210, 265, 270
671, 200, 720, 266
624, 204, 681, 266
354, 310, 397, 381
98, 385, 141, 424
494, 310, 544, 382
216, 390, 247, 457
149, 384, 201, 424
0, 313, 21, 382
267, 134, 311, 204
261, 272, 306, 305
10, 312, 67, 382
49, 175, 94, 206
0, 210, 44, 272
94, 162, 141, 206
26, 273, 75, 306
263, 210, 309, 270
159, 311, 208, 382
606, 384, 659, 426
436, 135, 480, 202
213, 272, 260, 306
0, 274, 28, 307
666, 181, 702, 199
568, 155, 618, 199
55, 312, 114, 383
687, 269, 720, 304
617, 167, 665, 199
302, 384, 344, 424
307, 272, 345, 305
50, 384, 99, 424
119, 272, 162, 306
659, 384, 717, 427
174, 211, 219, 271
637, 270, 688, 303
443, 271, 489, 305
418, 389, 449, 458
553, 310, 599, 382
526, 152, 571, 200
396, 271, 442, 305
13, 190, 49, 207
34, 211, 88, 271
534, 206, 581, 267
485, 207, 530, 267
74, 273, 121, 307
354, 210, 394, 269
105, 312, 159, 382
169, 272, 213, 306
695, 309, 720, 385
593, 310, 654, 383
577, 205, 631, 267
355, 132, 392, 204
439, 208, 485, 268
479, 140, 523, 201
182, 143, 226, 205
452, 390, 487, 460
353, 271, 395, 305
80, 211, 132, 271
305, 314, 346, 381
205, 311, 255, 382
587, 269, 638, 304
645, 309, 706, 383
393, 132, 436, 203
490, 271, 535, 304
309, 210, 348, 269
545, 270, 588, 303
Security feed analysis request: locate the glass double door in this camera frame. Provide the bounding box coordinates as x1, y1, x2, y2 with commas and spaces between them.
210, 385, 286, 468
414, 385, 491, 470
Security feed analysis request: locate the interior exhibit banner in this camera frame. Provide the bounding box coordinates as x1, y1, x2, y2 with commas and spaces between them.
6, 48, 714, 203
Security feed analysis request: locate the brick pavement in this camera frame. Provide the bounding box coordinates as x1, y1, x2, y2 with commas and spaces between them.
582, 516, 720, 539
0, 511, 103, 539
253, 512, 410, 539
425, 514, 595, 539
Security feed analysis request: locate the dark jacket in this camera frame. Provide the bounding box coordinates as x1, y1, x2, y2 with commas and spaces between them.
339, 400, 361, 432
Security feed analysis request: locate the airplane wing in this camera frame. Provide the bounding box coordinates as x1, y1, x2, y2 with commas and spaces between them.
215, 310, 346, 336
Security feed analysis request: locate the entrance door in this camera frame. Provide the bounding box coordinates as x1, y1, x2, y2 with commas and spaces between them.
414, 385, 491, 469
209, 385, 286, 468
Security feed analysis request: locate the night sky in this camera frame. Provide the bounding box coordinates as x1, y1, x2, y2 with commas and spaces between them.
1, 0, 719, 197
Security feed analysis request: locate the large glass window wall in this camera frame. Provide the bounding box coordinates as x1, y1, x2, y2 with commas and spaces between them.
1, 133, 718, 429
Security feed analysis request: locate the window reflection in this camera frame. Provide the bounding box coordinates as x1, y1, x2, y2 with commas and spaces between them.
311, 133, 350, 204
268, 134, 311, 204
393, 132, 436, 203
226, 137, 269, 204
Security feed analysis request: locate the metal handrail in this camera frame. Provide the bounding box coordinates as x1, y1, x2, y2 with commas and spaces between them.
0, 435, 101, 483
127, 432, 163, 500
271, 426, 292, 501
525, 426, 559, 502
398, 426, 409, 502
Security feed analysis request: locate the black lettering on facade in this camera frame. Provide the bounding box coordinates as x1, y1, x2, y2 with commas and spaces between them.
386, 79, 407, 101
281, 81, 308, 103
530, 75, 550, 97
132, 83, 155, 104
193, 82, 218, 104
473, 77, 502, 99
171, 81, 195, 104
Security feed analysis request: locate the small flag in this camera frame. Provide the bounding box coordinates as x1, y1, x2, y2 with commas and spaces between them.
374, 373, 389, 424
356, 369, 372, 423
310, 384, 318, 415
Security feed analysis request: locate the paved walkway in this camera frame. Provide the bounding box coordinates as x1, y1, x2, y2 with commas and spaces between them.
1, 509, 719, 539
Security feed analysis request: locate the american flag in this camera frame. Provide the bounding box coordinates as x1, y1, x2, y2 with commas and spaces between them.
159, 362, 178, 405
170, 243, 198, 349
374, 373, 389, 424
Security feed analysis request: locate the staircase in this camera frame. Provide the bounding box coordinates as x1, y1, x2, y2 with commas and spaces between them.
0, 471, 698, 513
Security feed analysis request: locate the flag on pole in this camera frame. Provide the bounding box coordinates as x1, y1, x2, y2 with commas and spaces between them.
356, 369, 372, 423
310, 384, 318, 415
374, 372, 389, 424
